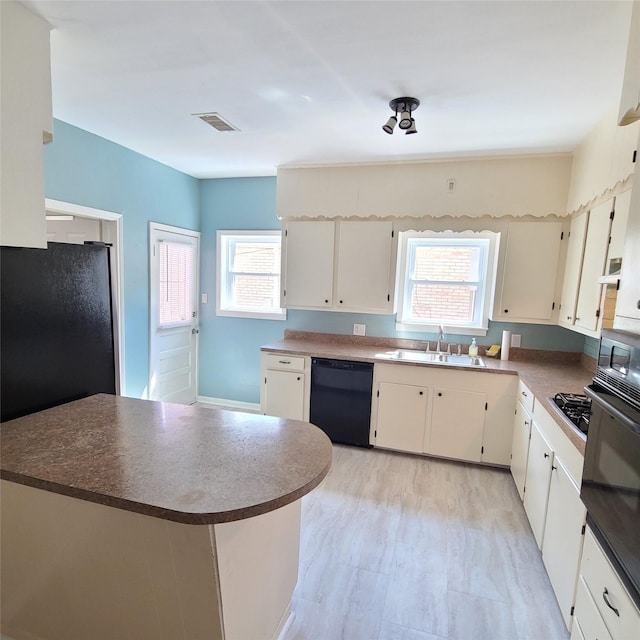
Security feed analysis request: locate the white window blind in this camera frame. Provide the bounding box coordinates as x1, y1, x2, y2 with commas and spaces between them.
158, 240, 194, 326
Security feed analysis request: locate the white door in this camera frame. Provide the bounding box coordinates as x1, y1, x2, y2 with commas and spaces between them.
510, 403, 532, 501
264, 370, 305, 420
149, 223, 200, 404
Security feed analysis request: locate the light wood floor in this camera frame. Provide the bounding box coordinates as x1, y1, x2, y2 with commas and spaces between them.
282, 445, 569, 640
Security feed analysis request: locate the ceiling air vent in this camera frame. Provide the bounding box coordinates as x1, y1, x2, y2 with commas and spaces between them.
194, 112, 240, 132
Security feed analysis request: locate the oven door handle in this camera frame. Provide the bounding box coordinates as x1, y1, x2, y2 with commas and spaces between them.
585, 386, 640, 436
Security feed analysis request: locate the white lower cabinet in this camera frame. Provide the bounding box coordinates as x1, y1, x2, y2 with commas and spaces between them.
572, 577, 613, 640
375, 382, 428, 453
575, 528, 640, 640
260, 353, 309, 421
542, 457, 587, 629
510, 401, 532, 501
523, 421, 554, 549
429, 387, 486, 462
372, 363, 516, 465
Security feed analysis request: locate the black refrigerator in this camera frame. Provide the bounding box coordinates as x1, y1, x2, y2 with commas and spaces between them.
1, 242, 117, 422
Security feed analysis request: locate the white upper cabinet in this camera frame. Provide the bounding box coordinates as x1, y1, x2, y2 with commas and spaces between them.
282, 220, 395, 314
335, 221, 394, 312
0, 1, 52, 249
616, 133, 640, 329
282, 221, 335, 309
618, 0, 640, 126
559, 211, 588, 326
574, 199, 613, 333
561, 192, 632, 336
493, 221, 563, 323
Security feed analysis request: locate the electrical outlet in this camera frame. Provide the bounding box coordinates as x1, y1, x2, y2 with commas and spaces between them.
201, 293, 208, 304
511, 334, 521, 347
447, 178, 456, 193
353, 323, 366, 336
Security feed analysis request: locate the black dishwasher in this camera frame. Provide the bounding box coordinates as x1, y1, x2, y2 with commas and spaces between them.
310, 358, 373, 448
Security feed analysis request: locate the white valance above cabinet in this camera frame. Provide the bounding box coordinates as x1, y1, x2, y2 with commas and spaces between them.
277, 155, 572, 220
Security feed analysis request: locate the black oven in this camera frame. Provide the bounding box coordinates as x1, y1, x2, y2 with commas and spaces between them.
581, 329, 640, 608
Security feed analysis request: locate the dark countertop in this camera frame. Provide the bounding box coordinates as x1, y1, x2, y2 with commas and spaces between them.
262, 333, 595, 455
0, 394, 333, 525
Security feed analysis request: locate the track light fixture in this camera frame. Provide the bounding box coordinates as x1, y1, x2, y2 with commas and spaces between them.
382, 97, 420, 135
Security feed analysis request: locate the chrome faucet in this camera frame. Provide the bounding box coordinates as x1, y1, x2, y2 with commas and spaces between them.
436, 324, 445, 353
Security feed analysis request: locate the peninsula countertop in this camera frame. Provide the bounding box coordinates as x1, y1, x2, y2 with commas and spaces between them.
0, 393, 333, 525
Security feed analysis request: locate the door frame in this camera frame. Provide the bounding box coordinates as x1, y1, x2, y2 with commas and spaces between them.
45, 198, 125, 394
148, 222, 201, 402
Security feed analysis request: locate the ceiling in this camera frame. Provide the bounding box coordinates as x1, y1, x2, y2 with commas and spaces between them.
25, 0, 634, 179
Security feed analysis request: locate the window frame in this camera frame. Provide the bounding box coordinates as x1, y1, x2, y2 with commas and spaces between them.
395, 230, 499, 336
216, 230, 286, 321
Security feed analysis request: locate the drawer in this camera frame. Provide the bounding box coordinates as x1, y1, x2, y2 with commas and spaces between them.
518, 379, 535, 414
574, 576, 613, 640
581, 528, 640, 640
264, 353, 306, 372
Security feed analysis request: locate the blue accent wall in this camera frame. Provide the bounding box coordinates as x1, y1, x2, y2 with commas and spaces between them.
198, 178, 284, 402
44, 120, 200, 398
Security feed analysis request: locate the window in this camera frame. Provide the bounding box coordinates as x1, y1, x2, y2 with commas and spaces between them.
396, 231, 499, 335
158, 240, 195, 326
216, 230, 285, 320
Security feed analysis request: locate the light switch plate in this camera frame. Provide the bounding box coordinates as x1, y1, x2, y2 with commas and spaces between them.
353, 323, 366, 336
201, 293, 208, 304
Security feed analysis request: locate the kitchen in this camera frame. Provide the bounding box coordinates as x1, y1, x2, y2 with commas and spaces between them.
2, 1, 640, 639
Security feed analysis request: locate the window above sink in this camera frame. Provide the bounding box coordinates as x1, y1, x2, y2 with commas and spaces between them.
395, 231, 499, 336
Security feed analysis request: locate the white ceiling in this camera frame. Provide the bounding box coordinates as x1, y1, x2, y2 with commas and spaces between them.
25, 0, 634, 179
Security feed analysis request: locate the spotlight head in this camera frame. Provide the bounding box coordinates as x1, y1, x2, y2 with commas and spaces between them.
382, 116, 397, 134
405, 118, 417, 135
387, 97, 420, 133
398, 111, 412, 129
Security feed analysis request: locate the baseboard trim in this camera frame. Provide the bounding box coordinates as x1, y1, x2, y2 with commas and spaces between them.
196, 395, 261, 413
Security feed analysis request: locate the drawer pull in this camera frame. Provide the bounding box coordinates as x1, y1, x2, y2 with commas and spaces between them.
521, 391, 528, 397
602, 588, 620, 617
278, 360, 291, 365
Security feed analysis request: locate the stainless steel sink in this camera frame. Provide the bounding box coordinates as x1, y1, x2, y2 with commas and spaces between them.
377, 349, 486, 368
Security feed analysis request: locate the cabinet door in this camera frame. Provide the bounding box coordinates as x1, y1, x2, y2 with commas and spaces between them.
523, 421, 554, 549
263, 370, 305, 421
375, 382, 428, 453
335, 221, 394, 313
429, 388, 486, 462
542, 457, 587, 630
559, 211, 588, 325
608, 189, 632, 264
498, 222, 562, 321
616, 160, 640, 324
510, 403, 532, 501
574, 199, 612, 332
282, 221, 334, 309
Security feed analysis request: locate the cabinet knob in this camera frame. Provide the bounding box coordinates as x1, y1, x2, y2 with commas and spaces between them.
437, 392, 442, 397
297, 376, 301, 381
576, 317, 580, 322
339, 300, 343, 304
419, 391, 423, 395
552, 465, 557, 471
504, 309, 509, 313
521, 391, 528, 397
637, 299, 640, 310
324, 299, 329, 304
544, 453, 549, 458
